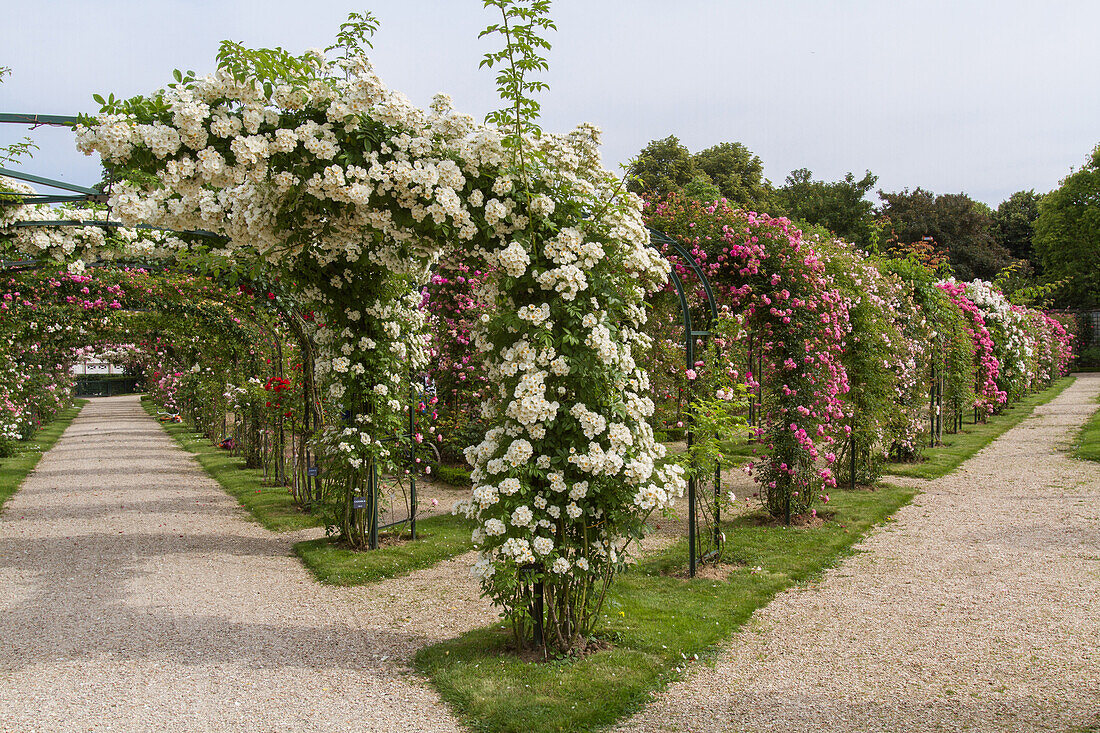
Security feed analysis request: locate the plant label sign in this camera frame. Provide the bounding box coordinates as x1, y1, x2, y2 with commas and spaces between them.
307, 466, 319, 477
352, 497, 367, 510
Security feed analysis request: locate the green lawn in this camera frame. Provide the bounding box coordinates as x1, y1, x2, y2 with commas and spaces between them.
0, 401, 86, 513
294, 513, 474, 585
415, 482, 917, 733
1072, 388, 1100, 462
884, 377, 1073, 479
141, 399, 320, 533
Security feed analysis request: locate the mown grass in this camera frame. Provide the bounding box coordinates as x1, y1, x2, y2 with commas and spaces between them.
140, 399, 319, 532
1072, 388, 1100, 462
0, 401, 86, 513
294, 513, 474, 585
415, 482, 917, 733
884, 376, 1073, 479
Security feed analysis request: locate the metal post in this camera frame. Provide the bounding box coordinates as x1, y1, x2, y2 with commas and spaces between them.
685, 309, 696, 578
688, 474, 696, 576
367, 460, 379, 550
532, 577, 544, 648
409, 373, 417, 541
713, 459, 721, 549
747, 336, 754, 427
930, 358, 937, 448
850, 431, 857, 491
937, 373, 943, 443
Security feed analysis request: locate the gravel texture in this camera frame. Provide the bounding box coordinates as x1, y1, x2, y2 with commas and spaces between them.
618, 373, 1100, 733
0, 395, 494, 732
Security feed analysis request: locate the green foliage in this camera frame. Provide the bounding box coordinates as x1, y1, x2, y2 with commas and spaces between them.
1034, 145, 1100, 308
325, 11, 379, 63
673, 333, 751, 560
777, 168, 878, 249
625, 135, 697, 199
480, 0, 556, 158
0, 402, 85, 513
881, 255, 977, 457
1078, 346, 1100, 369
680, 174, 722, 204
433, 463, 472, 487
994, 260, 1064, 307
294, 513, 474, 585
817, 241, 908, 483
627, 137, 777, 212
691, 141, 774, 211
879, 187, 1014, 281
992, 189, 1043, 268
416, 482, 917, 733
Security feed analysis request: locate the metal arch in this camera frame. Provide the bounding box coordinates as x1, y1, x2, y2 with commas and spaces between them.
0, 113, 82, 127
0, 166, 101, 196
3, 219, 227, 240
647, 226, 722, 578
647, 227, 719, 329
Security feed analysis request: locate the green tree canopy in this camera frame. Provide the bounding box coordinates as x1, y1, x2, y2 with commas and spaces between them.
992, 190, 1043, 268
625, 135, 698, 199
691, 141, 775, 212
627, 137, 777, 212
878, 187, 1013, 281
776, 168, 877, 249
1034, 145, 1100, 308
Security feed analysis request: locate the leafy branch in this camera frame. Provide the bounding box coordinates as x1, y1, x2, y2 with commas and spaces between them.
325, 11, 380, 66
479, 0, 556, 170
0, 67, 38, 164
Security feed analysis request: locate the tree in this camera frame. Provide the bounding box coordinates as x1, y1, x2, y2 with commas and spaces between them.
691, 142, 775, 212
1034, 145, 1100, 308
681, 174, 721, 203
625, 135, 698, 199
878, 188, 1013, 281
776, 168, 877, 248
626, 137, 778, 212
992, 190, 1043, 269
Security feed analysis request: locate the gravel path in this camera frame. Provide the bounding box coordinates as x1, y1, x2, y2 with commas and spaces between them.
618, 373, 1100, 733
0, 395, 495, 732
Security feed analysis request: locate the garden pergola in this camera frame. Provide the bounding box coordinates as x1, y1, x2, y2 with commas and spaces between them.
1, 110, 725, 576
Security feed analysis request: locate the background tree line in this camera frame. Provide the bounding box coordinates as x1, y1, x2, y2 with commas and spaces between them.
627, 135, 1099, 309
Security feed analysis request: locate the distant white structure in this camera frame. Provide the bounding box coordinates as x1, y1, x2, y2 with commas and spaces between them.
71, 361, 124, 376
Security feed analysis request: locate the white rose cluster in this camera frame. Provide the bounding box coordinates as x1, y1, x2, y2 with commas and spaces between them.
52, 35, 678, 635
959, 279, 1035, 394
454, 150, 680, 606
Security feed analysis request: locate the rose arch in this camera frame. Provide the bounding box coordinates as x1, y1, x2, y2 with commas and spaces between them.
1, 22, 687, 651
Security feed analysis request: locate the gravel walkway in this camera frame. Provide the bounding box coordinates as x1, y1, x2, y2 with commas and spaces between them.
0, 395, 495, 732
618, 373, 1100, 733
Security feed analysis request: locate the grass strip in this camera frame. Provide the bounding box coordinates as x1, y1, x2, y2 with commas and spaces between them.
0, 400, 86, 513
884, 376, 1073, 479
415, 482, 916, 733
141, 398, 320, 532
294, 513, 474, 585
1072, 389, 1100, 462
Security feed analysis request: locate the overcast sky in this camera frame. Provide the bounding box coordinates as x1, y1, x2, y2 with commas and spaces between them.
2, 0, 1097, 207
